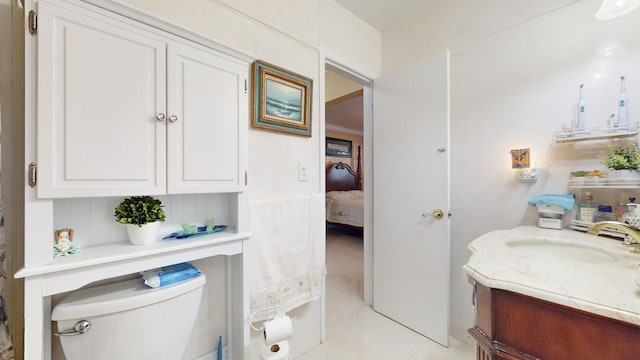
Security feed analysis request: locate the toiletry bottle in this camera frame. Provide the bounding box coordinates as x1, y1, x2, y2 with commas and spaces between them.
593, 205, 614, 222
578, 192, 597, 223
618, 76, 628, 128
575, 83, 586, 131
614, 200, 629, 221
622, 197, 638, 226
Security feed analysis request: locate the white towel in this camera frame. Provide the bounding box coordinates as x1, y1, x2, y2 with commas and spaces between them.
249, 195, 325, 320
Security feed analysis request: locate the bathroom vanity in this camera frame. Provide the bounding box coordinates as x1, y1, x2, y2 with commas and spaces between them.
464, 226, 640, 359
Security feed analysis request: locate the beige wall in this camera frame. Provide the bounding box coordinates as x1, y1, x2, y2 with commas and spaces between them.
325, 70, 363, 102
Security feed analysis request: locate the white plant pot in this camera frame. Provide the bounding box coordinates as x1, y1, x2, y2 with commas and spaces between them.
126, 222, 161, 245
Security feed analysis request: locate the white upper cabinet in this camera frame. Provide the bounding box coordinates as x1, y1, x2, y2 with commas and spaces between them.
167, 43, 248, 194
36, 0, 247, 198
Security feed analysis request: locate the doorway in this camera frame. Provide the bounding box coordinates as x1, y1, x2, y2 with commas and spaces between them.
323, 62, 373, 341
322, 52, 451, 347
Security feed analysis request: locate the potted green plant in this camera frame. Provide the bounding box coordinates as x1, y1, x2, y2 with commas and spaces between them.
114, 196, 166, 245
603, 143, 640, 179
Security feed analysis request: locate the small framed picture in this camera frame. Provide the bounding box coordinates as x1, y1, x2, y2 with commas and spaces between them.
510, 148, 530, 168
251, 60, 313, 137
326, 137, 352, 158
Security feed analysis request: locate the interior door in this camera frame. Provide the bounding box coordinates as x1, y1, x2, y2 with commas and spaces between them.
372, 51, 450, 346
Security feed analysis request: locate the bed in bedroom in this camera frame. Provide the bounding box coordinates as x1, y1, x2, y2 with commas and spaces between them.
325, 157, 363, 229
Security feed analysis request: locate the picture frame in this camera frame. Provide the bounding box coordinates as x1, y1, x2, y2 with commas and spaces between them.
326, 137, 352, 158
251, 60, 313, 137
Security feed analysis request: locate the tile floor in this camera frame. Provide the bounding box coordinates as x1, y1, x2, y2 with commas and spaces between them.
297, 226, 476, 360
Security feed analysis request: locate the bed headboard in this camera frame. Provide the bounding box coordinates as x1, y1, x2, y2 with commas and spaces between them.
326, 144, 362, 192
326, 162, 360, 192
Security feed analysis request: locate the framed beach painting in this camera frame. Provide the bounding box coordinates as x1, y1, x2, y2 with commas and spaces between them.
251, 60, 313, 137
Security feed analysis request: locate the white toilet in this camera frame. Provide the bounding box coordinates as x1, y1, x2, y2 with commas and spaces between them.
52, 274, 206, 360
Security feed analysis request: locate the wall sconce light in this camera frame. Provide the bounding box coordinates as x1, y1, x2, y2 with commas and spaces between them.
511, 148, 537, 183
595, 0, 640, 20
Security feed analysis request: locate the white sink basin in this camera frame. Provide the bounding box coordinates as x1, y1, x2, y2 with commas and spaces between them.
506, 239, 618, 263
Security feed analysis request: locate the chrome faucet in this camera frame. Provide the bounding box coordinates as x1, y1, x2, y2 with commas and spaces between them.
587, 221, 640, 252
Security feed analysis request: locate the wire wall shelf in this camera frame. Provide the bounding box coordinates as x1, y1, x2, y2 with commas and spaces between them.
554, 123, 640, 143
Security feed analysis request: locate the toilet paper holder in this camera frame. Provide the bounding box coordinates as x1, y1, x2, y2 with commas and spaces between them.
250, 301, 293, 346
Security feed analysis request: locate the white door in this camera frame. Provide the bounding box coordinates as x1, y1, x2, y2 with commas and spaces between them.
373, 51, 450, 346
167, 42, 248, 194
37, 0, 167, 198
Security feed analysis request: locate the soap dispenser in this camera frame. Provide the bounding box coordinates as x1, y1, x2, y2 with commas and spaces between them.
622, 197, 640, 228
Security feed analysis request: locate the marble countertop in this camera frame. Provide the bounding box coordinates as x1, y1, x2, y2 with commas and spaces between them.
463, 226, 640, 326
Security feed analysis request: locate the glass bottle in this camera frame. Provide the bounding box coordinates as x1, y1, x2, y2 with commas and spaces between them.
577, 192, 598, 223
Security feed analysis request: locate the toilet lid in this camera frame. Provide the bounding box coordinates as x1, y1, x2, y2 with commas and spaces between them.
52, 274, 205, 320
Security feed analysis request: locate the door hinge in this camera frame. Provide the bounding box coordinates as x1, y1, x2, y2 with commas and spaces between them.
244, 79, 248, 94
28, 162, 37, 187
244, 171, 248, 186
28, 10, 37, 36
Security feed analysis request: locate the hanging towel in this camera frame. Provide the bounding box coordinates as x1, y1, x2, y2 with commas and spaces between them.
249, 195, 325, 321
527, 194, 576, 212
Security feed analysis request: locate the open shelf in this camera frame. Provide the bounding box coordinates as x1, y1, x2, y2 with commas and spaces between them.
554, 123, 639, 143
568, 178, 640, 189
15, 230, 251, 296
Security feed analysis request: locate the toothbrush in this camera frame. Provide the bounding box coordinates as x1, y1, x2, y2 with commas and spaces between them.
618, 76, 628, 128
576, 83, 586, 131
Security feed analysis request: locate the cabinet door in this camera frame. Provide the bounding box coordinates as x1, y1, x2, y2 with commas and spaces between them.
166, 42, 248, 193
37, 0, 167, 198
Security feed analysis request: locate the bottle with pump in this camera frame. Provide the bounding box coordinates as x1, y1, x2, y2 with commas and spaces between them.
622, 197, 639, 227
578, 192, 597, 223
618, 76, 628, 129
575, 83, 586, 132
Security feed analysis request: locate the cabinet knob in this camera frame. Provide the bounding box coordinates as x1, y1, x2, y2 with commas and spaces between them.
156, 113, 166, 121
169, 115, 178, 123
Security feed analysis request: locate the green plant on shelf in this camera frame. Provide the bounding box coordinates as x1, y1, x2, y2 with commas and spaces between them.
602, 143, 640, 170
114, 196, 166, 227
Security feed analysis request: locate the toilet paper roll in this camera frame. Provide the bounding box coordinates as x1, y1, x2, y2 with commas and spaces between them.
263, 315, 293, 345
260, 341, 291, 360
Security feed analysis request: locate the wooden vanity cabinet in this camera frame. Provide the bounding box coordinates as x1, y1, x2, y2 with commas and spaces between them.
469, 282, 640, 360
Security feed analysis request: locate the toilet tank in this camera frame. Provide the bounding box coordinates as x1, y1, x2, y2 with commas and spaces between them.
52, 274, 206, 360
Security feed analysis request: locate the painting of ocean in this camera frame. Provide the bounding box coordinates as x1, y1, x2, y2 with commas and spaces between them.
265, 78, 302, 122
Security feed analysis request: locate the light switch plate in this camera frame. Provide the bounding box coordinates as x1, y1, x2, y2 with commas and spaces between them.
298, 162, 309, 182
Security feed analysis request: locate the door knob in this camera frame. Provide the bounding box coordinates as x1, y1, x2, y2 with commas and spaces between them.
169, 115, 178, 122
423, 209, 445, 220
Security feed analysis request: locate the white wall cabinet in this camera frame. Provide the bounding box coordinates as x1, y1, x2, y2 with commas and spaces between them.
37, 0, 247, 198
14, 1, 253, 359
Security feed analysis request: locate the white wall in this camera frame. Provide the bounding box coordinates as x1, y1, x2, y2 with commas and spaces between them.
381, 0, 578, 74
382, 0, 640, 344
99, 0, 380, 358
